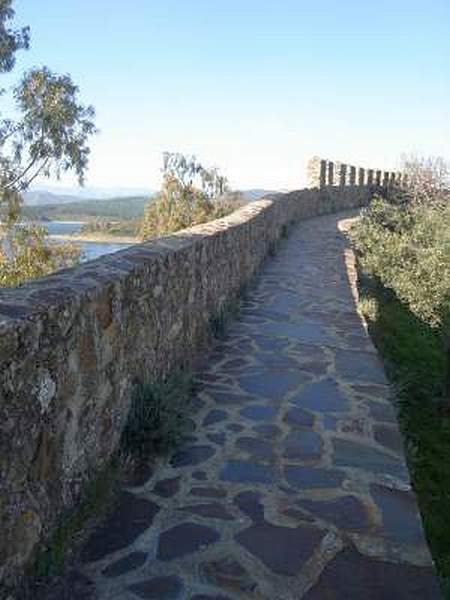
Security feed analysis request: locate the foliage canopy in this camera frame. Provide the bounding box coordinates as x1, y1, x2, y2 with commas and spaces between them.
0, 0, 96, 286
350, 156, 450, 329
140, 153, 243, 240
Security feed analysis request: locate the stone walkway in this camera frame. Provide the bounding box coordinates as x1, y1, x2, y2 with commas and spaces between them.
78, 211, 441, 599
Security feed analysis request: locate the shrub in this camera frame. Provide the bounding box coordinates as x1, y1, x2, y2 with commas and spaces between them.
121, 372, 195, 456
350, 196, 450, 329
0, 223, 79, 287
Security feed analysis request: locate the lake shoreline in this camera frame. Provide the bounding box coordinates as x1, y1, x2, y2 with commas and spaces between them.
48, 233, 138, 244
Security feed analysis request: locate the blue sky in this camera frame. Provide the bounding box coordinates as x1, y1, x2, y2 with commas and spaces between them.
5, 0, 450, 190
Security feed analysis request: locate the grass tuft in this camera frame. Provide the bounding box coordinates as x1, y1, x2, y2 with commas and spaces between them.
121, 371, 195, 456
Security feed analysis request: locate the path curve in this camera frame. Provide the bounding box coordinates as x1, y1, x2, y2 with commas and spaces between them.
79, 210, 440, 599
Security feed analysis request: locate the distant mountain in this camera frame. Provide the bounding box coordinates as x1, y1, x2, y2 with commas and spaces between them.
23, 190, 86, 206
23, 186, 152, 205
23, 187, 275, 206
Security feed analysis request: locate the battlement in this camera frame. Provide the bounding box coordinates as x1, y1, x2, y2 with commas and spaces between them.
307, 156, 406, 189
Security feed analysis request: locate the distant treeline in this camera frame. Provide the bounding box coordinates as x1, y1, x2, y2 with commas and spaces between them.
21, 190, 275, 223
22, 196, 149, 221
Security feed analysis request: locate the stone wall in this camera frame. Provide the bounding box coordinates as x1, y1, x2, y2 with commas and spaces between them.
0, 180, 384, 589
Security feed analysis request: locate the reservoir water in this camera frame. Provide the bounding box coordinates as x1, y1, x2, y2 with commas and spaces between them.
42, 221, 134, 262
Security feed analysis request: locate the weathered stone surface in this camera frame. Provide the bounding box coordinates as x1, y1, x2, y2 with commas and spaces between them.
207, 432, 226, 446
373, 424, 404, 454
157, 523, 220, 560
340, 417, 366, 436
221, 357, 250, 370
304, 547, 441, 599
251, 335, 290, 352
235, 521, 324, 576
190, 486, 227, 499
252, 423, 281, 438
352, 383, 390, 399
191, 595, 232, 600
254, 353, 300, 370
240, 404, 277, 421
233, 491, 265, 522
237, 372, 304, 399
80, 493, 159, 563
227, 423, 244, 433
211, 391, 253, 405
189, 396, 206, 413
284, 465, 345, 489
282, 431, 323, 460
283, 406, 315, 429
322, 415, 338, 430
332, 438, 407, 479
128, 575, 184, 599
192, 470, 208, 480
220, 460, 276, 484
152, 477, 180, 498
366, 399, 397, 423
298, 496, 371, 532
293, 379, 349, 412
370, 484, 426, 544
281, 507, 316, 523
258, 320, 331, 344
335, 350, 387, 384
201, 555, 258, 594
203, 409, 228, 427
102, 551, 147, 577
170, 445, 215, 467
236, 436, 276, 462
179, 502, 233, 520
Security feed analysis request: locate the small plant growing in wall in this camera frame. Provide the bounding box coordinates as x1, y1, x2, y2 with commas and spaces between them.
121, 371, 195, 457
209, 292, 248, 340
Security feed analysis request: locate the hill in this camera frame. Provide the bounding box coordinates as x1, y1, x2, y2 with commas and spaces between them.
23, 186, 152, 204
21, 189, 276, 223
23, 190, 85, 206
22, 196, 149, 221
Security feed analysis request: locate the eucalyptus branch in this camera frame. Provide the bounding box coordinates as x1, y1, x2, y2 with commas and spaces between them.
23, 156, 50, 188
0, 121, 22, 144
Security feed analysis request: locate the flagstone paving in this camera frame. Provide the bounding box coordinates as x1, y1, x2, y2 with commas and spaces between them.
78, 211, 441, 599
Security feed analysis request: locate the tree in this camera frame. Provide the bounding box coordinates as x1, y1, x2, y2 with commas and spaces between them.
0, 0, 96, 285
0, 0, 29, 74
400, 153, 449, 206
161, 151, 228, 201
140, 153, 241, 240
